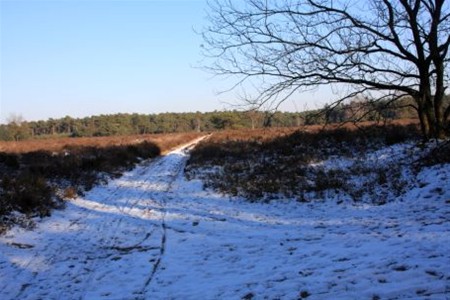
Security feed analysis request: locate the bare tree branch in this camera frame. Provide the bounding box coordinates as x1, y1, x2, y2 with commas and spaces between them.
202, 0, 450, 138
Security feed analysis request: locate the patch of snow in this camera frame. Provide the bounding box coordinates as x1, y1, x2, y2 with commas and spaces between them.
0, 140, 449, 299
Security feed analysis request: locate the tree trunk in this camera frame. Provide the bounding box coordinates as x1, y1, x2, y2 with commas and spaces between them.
415, 88, 447, 140
433, 101, 446, 139
416, 98, 430, 139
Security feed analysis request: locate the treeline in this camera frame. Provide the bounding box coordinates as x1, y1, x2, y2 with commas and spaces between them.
0, 98, 420, 141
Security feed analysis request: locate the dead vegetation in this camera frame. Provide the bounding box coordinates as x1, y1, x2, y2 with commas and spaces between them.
0, 132, 203, 233
0, 132, 202, 154
186, 123, 426, 203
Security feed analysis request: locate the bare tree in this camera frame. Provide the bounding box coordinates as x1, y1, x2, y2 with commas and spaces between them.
202, 0, 450, 138
6, 113, 29, 141
6, 113, 25, 126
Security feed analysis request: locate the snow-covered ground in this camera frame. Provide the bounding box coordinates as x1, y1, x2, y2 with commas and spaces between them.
0, 138, 449, 299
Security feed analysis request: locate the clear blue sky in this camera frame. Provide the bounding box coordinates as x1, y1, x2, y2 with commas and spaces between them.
0, 0, 329, 123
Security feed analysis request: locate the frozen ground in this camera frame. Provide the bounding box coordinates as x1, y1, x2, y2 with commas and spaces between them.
0, 138, 449, 299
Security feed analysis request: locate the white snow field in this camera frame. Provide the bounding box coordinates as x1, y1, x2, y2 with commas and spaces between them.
0, 138, 449, 300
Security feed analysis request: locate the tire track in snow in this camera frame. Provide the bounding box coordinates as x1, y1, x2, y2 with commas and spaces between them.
0, 136, 206, 300
79, 138, 206, 299
138, 142, 202, 298
10, 160, 162, 300
5, 178, 129, 300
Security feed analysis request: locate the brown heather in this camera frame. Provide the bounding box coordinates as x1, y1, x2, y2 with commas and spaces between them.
186, 121, 423, 202
0, 132, 203, 232
0, 132, 203, 154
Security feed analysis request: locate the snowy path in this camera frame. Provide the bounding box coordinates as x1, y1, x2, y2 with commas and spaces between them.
1, 140, 450, 299
0, 138, 203, 300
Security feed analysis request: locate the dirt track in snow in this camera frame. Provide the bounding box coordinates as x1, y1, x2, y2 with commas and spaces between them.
1, 137, 449, 300
0, 137, 204, 299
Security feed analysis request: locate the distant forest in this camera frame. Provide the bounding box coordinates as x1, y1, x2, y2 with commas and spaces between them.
0, 98, 419, 141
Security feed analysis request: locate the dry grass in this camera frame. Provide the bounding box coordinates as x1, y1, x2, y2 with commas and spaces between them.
0, 132, 203, 154
203, 119, 419, 143
186, 122, 422, 202
0, 132, 203, 232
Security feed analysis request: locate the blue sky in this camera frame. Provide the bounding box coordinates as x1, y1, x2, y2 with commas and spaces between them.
0, 0, 329, 123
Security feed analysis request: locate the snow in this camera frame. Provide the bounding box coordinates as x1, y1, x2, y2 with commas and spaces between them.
1, 138, 449, 299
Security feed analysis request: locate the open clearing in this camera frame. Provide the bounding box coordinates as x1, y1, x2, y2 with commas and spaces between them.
0, 137, 449, 299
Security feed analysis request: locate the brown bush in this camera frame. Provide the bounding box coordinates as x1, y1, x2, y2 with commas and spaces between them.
0, 132, 203, 231
0, 132, 203, 155
186, 123, 421, 202
63, 187, 78, 199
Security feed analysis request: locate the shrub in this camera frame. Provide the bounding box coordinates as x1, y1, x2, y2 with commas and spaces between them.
420, 140, 450, 166
63, 186, 78, 199
186, 123, 420, 203
0, 132, 201, 232
1, 173, 55, 217
0, 152, 19, 169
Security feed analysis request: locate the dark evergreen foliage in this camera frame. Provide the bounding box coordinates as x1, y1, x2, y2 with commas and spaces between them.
0, 98, 423, 141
